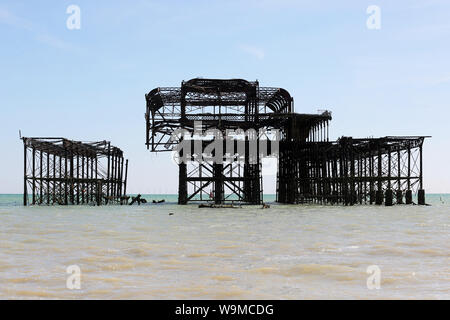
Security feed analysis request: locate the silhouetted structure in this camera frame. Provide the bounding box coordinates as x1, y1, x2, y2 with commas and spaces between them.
22, 137, 128, 206
277, 136, 426, 205
145, 78, 428, 206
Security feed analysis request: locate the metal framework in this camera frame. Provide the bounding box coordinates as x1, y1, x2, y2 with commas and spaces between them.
22, 137, 128, 206
146, 78, 302, 205
145, 78, 295, 153
277, 137, 426, 205
145, 78, 428, 206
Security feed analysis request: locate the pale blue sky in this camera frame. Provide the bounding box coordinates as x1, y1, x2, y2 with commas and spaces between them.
0, 0, 449, 194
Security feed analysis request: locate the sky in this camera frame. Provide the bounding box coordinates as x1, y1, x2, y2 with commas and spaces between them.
0, 0, 449, 194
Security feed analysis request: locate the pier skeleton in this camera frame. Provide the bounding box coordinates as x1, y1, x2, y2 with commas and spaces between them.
22, 137, 128, 206
145, 78, 428, 206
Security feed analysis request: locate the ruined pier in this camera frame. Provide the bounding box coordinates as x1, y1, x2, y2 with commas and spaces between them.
22, 137, 128, 206
145, 78, 428, 206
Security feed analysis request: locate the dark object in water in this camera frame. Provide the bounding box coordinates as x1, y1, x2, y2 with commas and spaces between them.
152, 199, 165, 204
261, 203, 270, 209
120, 196, 130, 205
198, 204, 241, 209
130, 194, 146, 205
169, 212, 174, 215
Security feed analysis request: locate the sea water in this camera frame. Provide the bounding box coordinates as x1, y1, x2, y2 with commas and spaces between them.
0, 194, 448, 299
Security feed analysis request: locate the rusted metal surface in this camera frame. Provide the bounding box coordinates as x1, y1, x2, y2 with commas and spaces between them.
22, 137, 128, 206
145, 78, 428, 206
277, 136, 427, 205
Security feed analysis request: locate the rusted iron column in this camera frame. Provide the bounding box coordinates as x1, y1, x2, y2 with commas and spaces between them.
64, 153, 68, 205
111, 152, 115, 202
70, 156, 74, 204
23, 139, 28, 206
32, 147, 36, 205
369, 154, 374, 204
214, 163, 224, 204
396, 149, 403, 204
117, 157, 123, 198
46, 152, 50, 205
405, 145, 412, 204
76, 155, 80, 204
106, 143, 111, 204
124, 159, 128, 197
53, 154, 56, 204
81, 156, 85, 204
91, 157, 95, 202
178, 163, 187, 204
39, 150, 43, 204
375, 144, 383, 205
95, 157, 99, 205
350, 139, 355, 205
385, 146, 393, 206
418, 144, 425, 205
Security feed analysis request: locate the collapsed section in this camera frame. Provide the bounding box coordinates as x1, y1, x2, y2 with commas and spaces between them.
22, 137, 128, 206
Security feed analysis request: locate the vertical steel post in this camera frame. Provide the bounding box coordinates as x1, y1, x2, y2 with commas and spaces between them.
47, 152, 50, 205
81, 156, 85, 204
53, 154, 56, 204
106, 143, 111, 203
178, 163, 187, 204
23, 139, 28, 206
64, 154, 68, 205
376, 143, 383, 205
76, 155, 80, 204
32, 147, 36, 205
70, 156, 74, 204
124, 159, 128, 197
